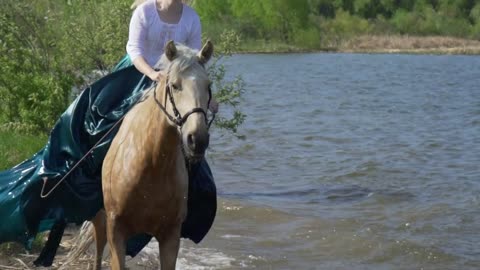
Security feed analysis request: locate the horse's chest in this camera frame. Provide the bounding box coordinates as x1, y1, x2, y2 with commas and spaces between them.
122, 166, 188, 223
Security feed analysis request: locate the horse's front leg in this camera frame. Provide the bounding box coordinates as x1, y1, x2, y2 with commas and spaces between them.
33, 218, 67, 267
157, 225, 181, 270
106, 215, 127, 270
91, 210, 107, 270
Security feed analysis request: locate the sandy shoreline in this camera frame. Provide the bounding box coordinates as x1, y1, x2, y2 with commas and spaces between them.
235, 35, 480, 55
0, 226, 157, 270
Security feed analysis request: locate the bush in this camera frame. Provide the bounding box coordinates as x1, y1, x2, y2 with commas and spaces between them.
293, 28, 322, 49
390, 9, 421, 34
0, 0, 245, 135
471, 21, 480, 39
0, 4, 75, 133
471, 3, 480, 24
319, 9, 371, 46
207, 30, 246, 133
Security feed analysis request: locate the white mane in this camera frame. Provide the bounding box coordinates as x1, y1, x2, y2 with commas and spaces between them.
138, 43, 209, 101
154, 43, 208, 82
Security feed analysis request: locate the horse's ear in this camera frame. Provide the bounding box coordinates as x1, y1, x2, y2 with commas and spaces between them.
198, 40, 213, 65
165, 40, 177, 61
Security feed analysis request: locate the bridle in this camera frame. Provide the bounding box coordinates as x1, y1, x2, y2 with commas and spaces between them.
153, 76, 215, 129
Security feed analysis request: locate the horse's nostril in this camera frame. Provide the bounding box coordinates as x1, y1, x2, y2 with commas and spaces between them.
186, 132, 209, 156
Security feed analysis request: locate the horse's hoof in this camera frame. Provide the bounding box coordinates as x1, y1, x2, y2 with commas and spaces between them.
33, 256, 54, 267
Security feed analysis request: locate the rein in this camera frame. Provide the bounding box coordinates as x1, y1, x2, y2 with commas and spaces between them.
40, 111, 128, 198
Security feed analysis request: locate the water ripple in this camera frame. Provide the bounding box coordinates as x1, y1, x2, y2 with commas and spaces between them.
211, 53, 480, 269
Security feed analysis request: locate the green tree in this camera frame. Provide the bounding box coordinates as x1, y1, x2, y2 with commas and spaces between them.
0, 0, 245, 134
0, 2, 74, 132
309, 0, 336, 18
192, 0, 233, 37
471, 3, 480, 38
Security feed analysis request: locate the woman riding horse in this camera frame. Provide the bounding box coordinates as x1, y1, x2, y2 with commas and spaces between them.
94, 40, 215, 270
0, 0, 217, 267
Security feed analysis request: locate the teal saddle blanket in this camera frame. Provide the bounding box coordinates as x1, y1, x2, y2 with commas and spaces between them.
0, 57, 216, 255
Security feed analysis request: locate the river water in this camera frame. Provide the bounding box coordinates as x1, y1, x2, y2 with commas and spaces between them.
146, 53, 480, 270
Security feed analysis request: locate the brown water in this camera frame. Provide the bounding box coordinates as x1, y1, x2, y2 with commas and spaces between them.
142, 53, 480, 270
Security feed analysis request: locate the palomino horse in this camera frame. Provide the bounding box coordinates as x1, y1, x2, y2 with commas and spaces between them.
91, 40, 214, 270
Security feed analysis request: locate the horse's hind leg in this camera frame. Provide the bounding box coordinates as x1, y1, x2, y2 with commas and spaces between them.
157, 225, 181, 270
92, 210, 107, 270
106, 216, 127, 270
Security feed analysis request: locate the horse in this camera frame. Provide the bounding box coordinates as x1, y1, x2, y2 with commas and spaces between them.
91, 40, 214, 270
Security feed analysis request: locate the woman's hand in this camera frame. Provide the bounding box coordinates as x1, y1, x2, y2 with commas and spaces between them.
148, 70, 164, 81
132, 57, 164, 81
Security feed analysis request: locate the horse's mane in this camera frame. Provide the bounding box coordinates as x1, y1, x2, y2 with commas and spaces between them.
155, 43, 208, 83
140, 44, 208, 101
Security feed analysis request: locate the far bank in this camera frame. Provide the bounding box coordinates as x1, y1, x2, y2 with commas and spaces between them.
234, 35, 480, 55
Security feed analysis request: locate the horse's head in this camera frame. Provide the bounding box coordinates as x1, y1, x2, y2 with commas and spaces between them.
156, 40, 214, 161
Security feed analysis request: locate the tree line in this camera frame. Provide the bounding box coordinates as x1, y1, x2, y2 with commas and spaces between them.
193, 0, 480, 49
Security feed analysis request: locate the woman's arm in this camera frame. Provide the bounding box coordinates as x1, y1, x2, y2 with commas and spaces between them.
127, 6, 163, 81
132, 57, 163, 81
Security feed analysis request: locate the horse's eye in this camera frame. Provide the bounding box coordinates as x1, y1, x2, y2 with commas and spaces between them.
171, 84, 181, 91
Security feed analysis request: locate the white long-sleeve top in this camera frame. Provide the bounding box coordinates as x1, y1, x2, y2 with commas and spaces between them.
126, 0, 202, 66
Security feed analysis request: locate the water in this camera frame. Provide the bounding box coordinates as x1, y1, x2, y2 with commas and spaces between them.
148, 54, 480, 269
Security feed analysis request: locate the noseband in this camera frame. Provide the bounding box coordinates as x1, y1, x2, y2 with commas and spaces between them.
153, 77, 215, 129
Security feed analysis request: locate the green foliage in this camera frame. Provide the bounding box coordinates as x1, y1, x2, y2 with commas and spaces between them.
0, 0, 132, 133
354, 0, 395, 19
0, 2, 75, 133
0, 131, 46, 170
390, 9, 420, 34
471, 3, 480, 24
207, 30, 246, 133
471, 4, 480, 38
310, 0, 336, 18
194, 0, 480, 53
1, 0, 245, 135
293, 28, 323, 49
58, 0, 132, 74
320, 9, 371, 46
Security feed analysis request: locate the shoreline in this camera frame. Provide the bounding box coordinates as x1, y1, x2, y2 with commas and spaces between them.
233, 35, 480, 55
234, 48, 480, 55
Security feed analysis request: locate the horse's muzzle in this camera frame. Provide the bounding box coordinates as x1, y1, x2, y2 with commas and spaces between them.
185, 131, 210, 160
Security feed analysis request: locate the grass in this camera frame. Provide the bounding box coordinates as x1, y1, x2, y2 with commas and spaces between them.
236, 39, 316, 53
0, 131, 47, 171
0, 233, 46, 254
0, 131, 47, 255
